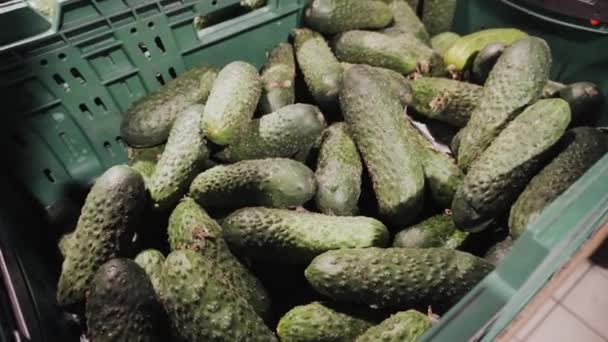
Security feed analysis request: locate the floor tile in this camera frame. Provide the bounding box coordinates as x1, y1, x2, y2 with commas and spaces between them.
525, 305, 605, 342
561, 268, 608, 339
516, 298, 557, 340
552, 260, 591, 300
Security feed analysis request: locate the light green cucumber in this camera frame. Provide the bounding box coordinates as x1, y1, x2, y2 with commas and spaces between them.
134, 249, 165, 297
422, 0, 458, 36
259, 43, 296, 114
431, 32, 461, 55
393, 214, 468, 249
304, 0, 393, 35
127, 145, 165, 183
356, 310, 433, 342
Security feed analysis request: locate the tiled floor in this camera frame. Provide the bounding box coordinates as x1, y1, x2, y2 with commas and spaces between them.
499, 224, 608, 341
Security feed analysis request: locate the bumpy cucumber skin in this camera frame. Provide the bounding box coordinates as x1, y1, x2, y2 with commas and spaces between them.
168, 198, 271, 319
58, 232, 74, 258
304, 0, 392, 35
393, 214, 467, 249
458, 37, 552, 170
341, 63, 413, 105
453, 99, 571, 232
86, 259, 167, 342
305, 247, 493, 311
121, 65, 218, 147
127, 145, 165, 184
161, 250, 277, 342
277, 302, 375, 342
189, 158, 316, 209
222, 207, 389, 264
293, 28, 343, 108
202, 61, 262, 146
340, 66, 425, 228
409, 77, 482, 127
471, 43, 505, 85
241, 0, 266, 10
57, 166, 145, 307
334, 30, 443, 76
134, 249, 165, 297
384, 0, 429, 42
149, 105, 208, 211
431, 32, 461, 55
509, 127, 608, 239
315, 123, 362, 216
444, 28, 528, 70
422, 0, 457, 36
356, 310, 432, 342
259, 43, 296, 114
216, 104, 326, 162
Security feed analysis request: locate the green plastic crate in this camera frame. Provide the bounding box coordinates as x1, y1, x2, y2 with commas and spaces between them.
0, 0, 607, 340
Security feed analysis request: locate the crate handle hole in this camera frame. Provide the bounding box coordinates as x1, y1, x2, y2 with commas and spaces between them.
168, 67, 177, 79
156, 73, 165, 85
154, 37, 166, 53
40, 59, 48, 66
53, 74, 71, 92
148, 22, 154, 28
138, 43, 151, 59
115, 136, 125, 147
11, 133, 26, 147
43, 169, 55, 183
58, 53, 67, 60
130, 27, 137, 34
79, 103, 93, 119
212, 0, 217, 5
103, 141, 115, 156
70, 68, 87, 85
94, 97, 107, 112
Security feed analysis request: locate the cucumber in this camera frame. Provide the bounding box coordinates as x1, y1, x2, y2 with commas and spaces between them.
471, 43, 506, 85
340, 65, 425, 227
222, 207, 389, 264
542, 80, 567, 98
315, 123, 363, 216
305, 247, 493, 311
58, 232, 74, 258
453, 99, 571, 232
148, 105, 208, 211
444, 28, 528, 71
168, 198, 271, 319
259, 43, 296, 114
457, 37, 552, 171
304, 0, 392, 34
215, 103, 326, 162
356, 310, 433, 342
127, 145, 165, 183
431, 32, 461, 55
383, 0, 429, 43
241, 0, 266, 10
341, 63, 413, 106
293, 28, 343, 108
189, 158, 316, 210
393, 214, 468, 249
134, 249, 165, 296
202, 61, 262, 145
334, 30, 443, 76
558, 82, 604, 126
422, 0, 457, 36
408, 77, 483, 127
509, 127, 608, 239
277, 302, 375, 342
57, 166, 146, 307
121, 65, 217, 147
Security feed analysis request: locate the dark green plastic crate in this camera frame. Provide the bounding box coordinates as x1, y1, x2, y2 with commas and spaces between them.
0, 0, 607, 341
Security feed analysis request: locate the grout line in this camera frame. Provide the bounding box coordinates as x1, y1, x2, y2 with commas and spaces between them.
518, 300, 558, 340
550, 265, 591, 302
558, 303, 608, 341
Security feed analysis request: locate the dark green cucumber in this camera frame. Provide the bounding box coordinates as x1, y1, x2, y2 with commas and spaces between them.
304, 0, 392, 34
431, 32, 461, 55
305, 247, 493, 311
315, 122, 362, 216
86, 259, 167, 342
149, 104, 208, 211
259, 43, 296, 114
382, 0, 429, 42
215, 103, 326, 162
334, 30, 443, 76
341, 63, 413, 106
409, 77, 483, 127
277, 302, 375, 342
168, 198, 271, 319
127, 145, 165, 183
161, 250, 277, 341
393, 214, 468, 249
356, 310, 433, 342
458, 37, 552, 170
471, 43, 506, 85
543, 80, 567, 98
57, 165, 146, 307
293, 28, 343, 108
202, 61, 262, 145
340, 65, 425, 227
189, 158, 316, 209
422, 0, 457, 36
453, 99, 571, 232
558, 82, 604, 126
509, 127, 608, 239
134, 249, 165, 296
121, 65, 218, 147
222, 207, 389, 264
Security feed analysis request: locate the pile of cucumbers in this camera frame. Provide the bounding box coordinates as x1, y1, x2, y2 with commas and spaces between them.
56, 0, 607, 340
